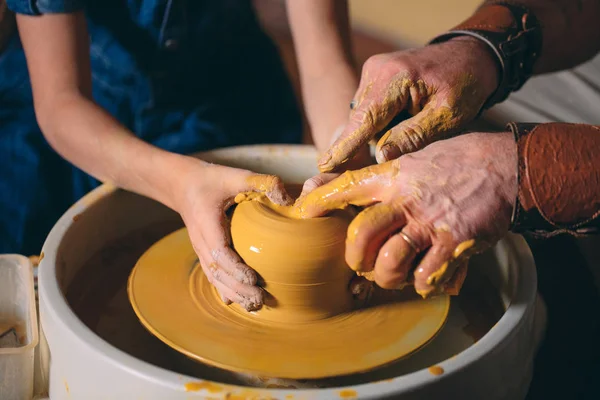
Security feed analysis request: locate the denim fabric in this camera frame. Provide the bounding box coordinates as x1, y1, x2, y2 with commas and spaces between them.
7, 0, 83, 14
0, 0, 302, 254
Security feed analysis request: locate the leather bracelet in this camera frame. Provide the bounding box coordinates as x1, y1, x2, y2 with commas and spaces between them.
428, 2, 542, 111
507, 122, 555, 235
507, 122, 600, 237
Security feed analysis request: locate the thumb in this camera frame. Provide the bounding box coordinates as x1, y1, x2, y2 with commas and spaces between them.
239, 174, 293, 206
375, 101, 457, 163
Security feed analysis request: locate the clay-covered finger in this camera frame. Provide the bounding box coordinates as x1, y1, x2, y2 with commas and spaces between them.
318, 100, 400, 173
209, 264, 264, 311
376, 103, 455, 162
373, 223, 432, 290
299, 173, 340, 198
210, 246, 258, 286
191, 235, 232, 304
194, 243, 232, 305
345, 202, 407, 273
197, 239, 263, 310
412, 234, 458, 298
199, 262, 231, 305
202, 212, 258, 286
297, 163, 394, 218
317, 72, 409, 173
244, 174, 293, 206
442, 259, 469, 296
421, 239, 484, 297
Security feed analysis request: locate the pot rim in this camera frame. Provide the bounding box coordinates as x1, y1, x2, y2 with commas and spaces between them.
38, 144, 538, 398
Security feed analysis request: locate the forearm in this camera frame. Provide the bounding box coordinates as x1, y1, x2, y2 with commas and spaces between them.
286, 0, 357, 152
286, 0, 353, 76
36, 93, 196, 211
16, 12, 200, 211
484, 0, 600, 73
508, 122, 600, 236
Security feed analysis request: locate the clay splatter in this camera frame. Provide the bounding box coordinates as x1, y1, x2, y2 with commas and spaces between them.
339, 389, 358, 399
428, 365, 444, 375
184, 381, 223, 393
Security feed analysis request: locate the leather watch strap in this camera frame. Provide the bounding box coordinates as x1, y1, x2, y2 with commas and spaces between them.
507, 122, 600, 237
429, 2, 542, 111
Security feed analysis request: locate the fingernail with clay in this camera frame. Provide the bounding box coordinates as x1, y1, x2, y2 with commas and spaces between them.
378, 144, 401, 162
318, 151, 332, 167
234, 268, 257, 285
244, 300, 262, 312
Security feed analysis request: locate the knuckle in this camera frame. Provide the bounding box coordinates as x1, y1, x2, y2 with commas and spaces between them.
204, 270, 215, 284
402, 67, 420, 82
351, 106, 379, 131
249, 174, 280, 194
211, 267, 223, 281
261, 174, 279, 191
270, 175, 284, 188
385, 58, 415, 81
397, 126, 427, 150
349, 106, 369, 124
364, 54, 383, 70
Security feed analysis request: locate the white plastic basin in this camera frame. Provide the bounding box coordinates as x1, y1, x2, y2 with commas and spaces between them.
38, 145, 546, 399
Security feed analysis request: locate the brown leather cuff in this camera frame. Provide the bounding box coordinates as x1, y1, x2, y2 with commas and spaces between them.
508, 122, 600, 237
428, 1, 542, 111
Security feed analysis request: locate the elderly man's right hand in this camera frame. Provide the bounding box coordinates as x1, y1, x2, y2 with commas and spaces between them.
318, 36, 500, 172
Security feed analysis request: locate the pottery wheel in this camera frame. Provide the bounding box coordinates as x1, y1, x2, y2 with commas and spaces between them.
128, 226, 450, 379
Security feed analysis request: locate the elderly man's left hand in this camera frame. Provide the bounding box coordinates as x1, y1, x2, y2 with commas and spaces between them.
317, 37, 500, 173
296, 131, 517, 297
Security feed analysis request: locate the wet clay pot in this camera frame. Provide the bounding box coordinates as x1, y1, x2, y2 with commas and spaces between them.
229, 199, 356, 323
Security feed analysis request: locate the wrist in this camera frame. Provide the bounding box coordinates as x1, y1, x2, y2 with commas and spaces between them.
444, 36, 501, 99
495, 131, 518, 212
472, 131, 517, 219
150, 152, 209, 213
428, 2, 543, 110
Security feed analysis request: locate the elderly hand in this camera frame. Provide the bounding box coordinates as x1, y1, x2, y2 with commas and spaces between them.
178, 163, 292, 310
297, 131, 517, 297
317, 37, 500, 173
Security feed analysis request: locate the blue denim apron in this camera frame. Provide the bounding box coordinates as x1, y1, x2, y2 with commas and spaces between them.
1, 0, 302, 254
